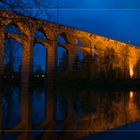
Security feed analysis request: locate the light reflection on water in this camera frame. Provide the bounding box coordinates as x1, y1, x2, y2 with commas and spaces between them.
1, 85, 140, 139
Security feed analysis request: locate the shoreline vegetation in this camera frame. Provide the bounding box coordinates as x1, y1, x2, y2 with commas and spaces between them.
1, 50, 140, 91
2, 45, 140, 91
55, 78, 140, 90
1, 76, 140, 91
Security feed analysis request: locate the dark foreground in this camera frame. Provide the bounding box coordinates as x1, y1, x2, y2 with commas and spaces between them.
1, 81, 140, 140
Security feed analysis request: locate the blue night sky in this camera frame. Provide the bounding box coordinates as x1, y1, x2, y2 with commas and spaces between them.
56, 0, 140, 46
2, 0, 140, 71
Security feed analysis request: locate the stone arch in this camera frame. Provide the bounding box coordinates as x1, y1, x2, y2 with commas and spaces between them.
4, 21, 32, 45
77, 36, 91, 47
42, 26, 57, 41
94, 40, 106, 57
57, 45, 69, 71
34, 28, 47, 40
95, 40, 106, 48
58, 31, 77, 44
4, 22, 23, 35
58, 34, 67, 44
77, 40, 83, 47
93, 45, 97, 60
4, 38, 23, 74
4, 21, 30, 37
77, 47, 91, 55
76, 50, 84, 62
33, 42, 47, 74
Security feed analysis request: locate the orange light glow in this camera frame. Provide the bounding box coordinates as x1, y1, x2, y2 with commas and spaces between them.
129, 91, 134, 99
129, 67, 134, 78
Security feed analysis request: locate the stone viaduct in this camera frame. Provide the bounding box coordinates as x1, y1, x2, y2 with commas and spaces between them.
0, 10, 140, 84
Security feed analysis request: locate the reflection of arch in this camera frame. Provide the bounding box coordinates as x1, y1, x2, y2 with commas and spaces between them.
32, 89, 46, 125
2, 87, 21, 128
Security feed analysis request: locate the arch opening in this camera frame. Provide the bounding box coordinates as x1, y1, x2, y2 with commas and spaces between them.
76, 50, 84, 64
57, 35, 67, 44
4, 38, 23, 79
93, 45, 97, 60
33, 43, 47, 80
57, 46, 68, 71
77, 40, 83, 47
72, 50, 84, 73
5, 23, 23, 35
34, 29, 47, 40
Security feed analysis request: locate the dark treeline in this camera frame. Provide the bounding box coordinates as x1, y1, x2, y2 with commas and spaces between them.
56, 46, 140, 87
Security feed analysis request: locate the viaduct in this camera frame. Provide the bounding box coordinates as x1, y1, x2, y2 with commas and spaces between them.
0, 10, 140, 84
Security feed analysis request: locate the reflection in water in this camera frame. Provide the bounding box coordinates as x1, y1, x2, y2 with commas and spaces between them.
32, 89, 46, 125
129, 91, 135, 100
2, 87, 21, 129
1, 85, 140, 139
128, 91, 138, 122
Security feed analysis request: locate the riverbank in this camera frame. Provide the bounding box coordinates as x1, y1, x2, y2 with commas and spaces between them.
1, 78, 140, 91
56, 78, 140, 91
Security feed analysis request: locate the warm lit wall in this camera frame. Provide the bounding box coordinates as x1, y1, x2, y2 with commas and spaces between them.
0, 10, 140, 80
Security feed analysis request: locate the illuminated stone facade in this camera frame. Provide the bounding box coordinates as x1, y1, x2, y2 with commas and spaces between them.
0, 10, 140, 84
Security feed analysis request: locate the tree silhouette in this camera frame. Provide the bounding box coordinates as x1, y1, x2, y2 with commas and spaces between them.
58, 51, 68, 71
4, 39, 22, 74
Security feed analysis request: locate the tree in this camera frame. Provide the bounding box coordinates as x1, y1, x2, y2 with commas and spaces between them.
72, 53, 82, 78
134, 57, 140, 78
99, 47, 119, 79
4, 39, 22, 74
0, 0, 82, 20
0, 0, 82, 80
120, 45, 130, 79
104, 47, 118, 79
58, 51, 68, 71
81, 54, 93, 79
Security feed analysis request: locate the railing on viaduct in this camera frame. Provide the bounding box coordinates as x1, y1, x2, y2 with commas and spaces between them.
0, 10, 140, 85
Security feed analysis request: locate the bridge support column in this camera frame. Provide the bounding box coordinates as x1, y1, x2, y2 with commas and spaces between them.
47, 41, 57, 88
21, 39, 33, 84
67, 45, 76, 71
68, 51, 76, 71
13, 84, 31, 140
0, 27, 5, 79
